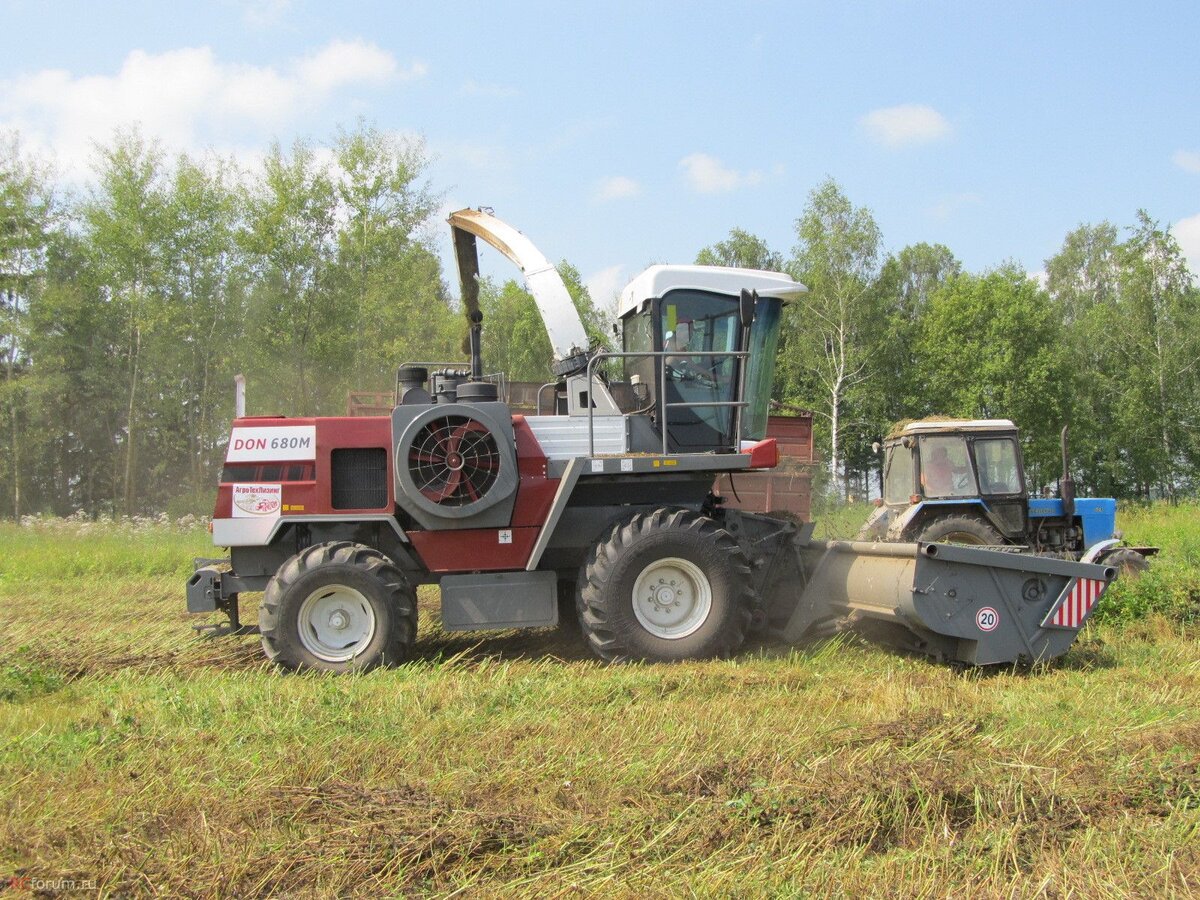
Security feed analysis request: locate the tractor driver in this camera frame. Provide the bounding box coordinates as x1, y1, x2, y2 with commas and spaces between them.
664, 323, 716, 386
922, 445, 956, 495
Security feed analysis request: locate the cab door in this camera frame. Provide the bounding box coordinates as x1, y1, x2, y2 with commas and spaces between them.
970, 435, 1027, 539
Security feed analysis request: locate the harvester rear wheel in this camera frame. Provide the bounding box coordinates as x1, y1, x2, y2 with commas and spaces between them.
579, 509, 755, 662
259, 541, 417, 673
914, 515, 1004, 546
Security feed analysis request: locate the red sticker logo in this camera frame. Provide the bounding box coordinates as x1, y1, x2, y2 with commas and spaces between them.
976, 607, 999, 632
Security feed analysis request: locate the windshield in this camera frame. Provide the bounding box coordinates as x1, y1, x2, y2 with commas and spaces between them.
919, 435, 977, 497
740, 298, 783, 441
883, 443, 915, 505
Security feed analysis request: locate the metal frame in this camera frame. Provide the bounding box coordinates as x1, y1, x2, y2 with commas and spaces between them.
584, 349, 749, 456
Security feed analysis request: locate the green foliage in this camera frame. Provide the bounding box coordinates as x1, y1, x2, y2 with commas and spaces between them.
695, 227, 783, 271
1045, 214, 1200, 498
479, 262, 609, 383
914, 265, 1071, 484
1092, 503, 1200, 623
783, 179, 884, 498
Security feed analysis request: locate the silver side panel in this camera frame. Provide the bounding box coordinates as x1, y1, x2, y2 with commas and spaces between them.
525, 415, 627, 458
212, 514, 407, 547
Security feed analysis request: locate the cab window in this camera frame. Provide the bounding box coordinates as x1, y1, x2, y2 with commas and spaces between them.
883, 444, 915, 505
919, 435, 977, 497
974, 438, 1021, 494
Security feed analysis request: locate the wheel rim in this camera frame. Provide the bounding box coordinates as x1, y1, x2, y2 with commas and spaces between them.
632, 556, 713, 639
297, 584, 377, 663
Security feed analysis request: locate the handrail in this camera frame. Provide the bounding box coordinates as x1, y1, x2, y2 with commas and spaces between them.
535, 382, 558, 415
585, 349, 749, 456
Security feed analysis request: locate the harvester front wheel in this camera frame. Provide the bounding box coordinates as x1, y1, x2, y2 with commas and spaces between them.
914, 515, 1004, 546
259, 541, 417, 673
579, 509, 754, 662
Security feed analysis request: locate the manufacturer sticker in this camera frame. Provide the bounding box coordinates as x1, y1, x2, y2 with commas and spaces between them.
976, 607, 999, 632
620, 458, 633, 472
226, 425, 316, 462
498, 529, 513, 544
590, 459, 604, 473
232, 483, 282, 518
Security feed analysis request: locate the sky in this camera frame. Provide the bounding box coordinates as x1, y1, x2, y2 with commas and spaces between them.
2, 0, 1198, 310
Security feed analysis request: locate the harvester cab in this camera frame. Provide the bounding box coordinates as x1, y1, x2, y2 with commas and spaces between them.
189, 208, 1123, 673
860, 418, 1154, 574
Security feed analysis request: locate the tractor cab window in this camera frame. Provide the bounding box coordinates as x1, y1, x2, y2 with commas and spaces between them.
974, 438, 1022, 495
883, 443, 915, 505
919, 435, 977, 498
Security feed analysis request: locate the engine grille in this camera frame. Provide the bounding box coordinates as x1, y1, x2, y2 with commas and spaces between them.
331, 447, 388, 510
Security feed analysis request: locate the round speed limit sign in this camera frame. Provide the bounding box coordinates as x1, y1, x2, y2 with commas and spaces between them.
976, 607, 999, 632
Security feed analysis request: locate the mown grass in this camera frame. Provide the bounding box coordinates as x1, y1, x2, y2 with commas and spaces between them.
0, 506, 1197, 897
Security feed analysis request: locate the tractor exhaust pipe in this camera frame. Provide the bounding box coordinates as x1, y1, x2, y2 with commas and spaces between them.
1060, 425, 1075, 521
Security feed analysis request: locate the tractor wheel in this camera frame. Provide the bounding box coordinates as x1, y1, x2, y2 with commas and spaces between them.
914, 515, 1004, 546
259, 541, 417, 673
578, 509, 755, 662
1099, 548, 1150, 579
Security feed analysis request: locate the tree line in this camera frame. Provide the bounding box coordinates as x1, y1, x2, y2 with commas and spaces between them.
2, 127, 1197, 518
747, 180, 1199, 503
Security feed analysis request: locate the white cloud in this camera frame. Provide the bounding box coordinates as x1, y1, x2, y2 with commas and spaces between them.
679, 153, 763, 194
1173, 150, 1200, 174
0, 40, 421, 180
927, 192, 982, 220
460, 79, 518, 99
594, 176, 640, 202
860, 104, 952, 148
297, 39, 419, 92
1174, 213, 1200, 278
585, 264, 628, 322
1026, 269, 1049, 290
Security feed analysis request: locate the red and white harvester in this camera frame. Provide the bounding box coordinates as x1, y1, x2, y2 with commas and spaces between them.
188, 209, 1117, 672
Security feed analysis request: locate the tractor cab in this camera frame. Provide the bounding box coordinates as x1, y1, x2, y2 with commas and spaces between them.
616, 265, 792, 452
866, 419, 1032, 545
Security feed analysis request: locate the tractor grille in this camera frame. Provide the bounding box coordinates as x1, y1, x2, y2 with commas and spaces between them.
331, 448, 388, 509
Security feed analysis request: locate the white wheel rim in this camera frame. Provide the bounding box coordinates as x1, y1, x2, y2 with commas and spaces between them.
632, 556, 713, 639
297, 584, 377, 663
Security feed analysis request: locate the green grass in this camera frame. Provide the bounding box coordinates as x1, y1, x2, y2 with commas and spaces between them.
0, 507, 1198, 896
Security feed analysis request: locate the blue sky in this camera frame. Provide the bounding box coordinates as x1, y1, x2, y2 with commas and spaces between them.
2, 0, 1198, 309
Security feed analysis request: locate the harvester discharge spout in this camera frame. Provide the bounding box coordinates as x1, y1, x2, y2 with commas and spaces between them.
770, 538, 1116, 666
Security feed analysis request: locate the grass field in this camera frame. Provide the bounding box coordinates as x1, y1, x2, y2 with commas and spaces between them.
1, 507, 1198, 897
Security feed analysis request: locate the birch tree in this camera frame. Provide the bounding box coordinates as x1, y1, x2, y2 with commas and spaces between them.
0, 133, 55, 519
785, 179, 882, 498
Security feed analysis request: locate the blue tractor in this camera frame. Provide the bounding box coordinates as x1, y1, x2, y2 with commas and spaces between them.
858, 419, 1155, 574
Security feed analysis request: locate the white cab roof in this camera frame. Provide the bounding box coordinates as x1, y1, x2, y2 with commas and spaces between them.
902, 419, 1017, 434
618, 265, 807, 318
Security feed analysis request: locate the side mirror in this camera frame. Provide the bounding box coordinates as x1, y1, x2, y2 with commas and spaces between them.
739, 289, 757, 329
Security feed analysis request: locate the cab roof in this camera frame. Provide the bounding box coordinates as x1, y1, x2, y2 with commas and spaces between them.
892, 418, 1018, 438
618, 265, 807, 318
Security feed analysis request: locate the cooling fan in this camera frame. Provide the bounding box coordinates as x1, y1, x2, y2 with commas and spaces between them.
393, 403, 519, 526
408, 415, 501, 506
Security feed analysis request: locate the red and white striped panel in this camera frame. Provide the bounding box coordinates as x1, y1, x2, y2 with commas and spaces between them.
1046, 578, 1107, 629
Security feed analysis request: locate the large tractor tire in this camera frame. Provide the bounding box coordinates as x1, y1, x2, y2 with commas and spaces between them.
1099, 547, 1151, 579
578, 509, 755, 662
259, 541, 417, 673
914, 514, 1005, 546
